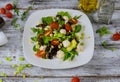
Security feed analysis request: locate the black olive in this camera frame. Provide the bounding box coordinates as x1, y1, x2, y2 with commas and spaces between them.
45, 46, 51, 52
36, 24, 46, 28
38, 38, 44, 45
48, 46, 59, 59
0, 17, 5, 28
56, 15, 65, 21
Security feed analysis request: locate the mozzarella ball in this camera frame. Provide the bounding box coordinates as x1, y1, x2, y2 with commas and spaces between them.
62, 40, 70, 47
60, 29, 66, 34
56, 50, 65, 59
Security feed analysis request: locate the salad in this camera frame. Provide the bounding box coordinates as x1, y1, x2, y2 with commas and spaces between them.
31, 11, 85, 61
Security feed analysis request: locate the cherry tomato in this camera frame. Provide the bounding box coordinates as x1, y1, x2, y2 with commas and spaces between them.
5, 3, 13, 10
112, 33, 120, 41
69, 18, 78, 24
0, 8, 6, 14
6, 12, 13, 18
50, 22, 59, 30
44, 29, 52, 36
71, 77, 80, 82
51, 39, 59, 46
35, 50, 46, 58
65, 23, 72, 32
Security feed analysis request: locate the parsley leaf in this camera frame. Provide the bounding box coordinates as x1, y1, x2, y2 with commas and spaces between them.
96, 26, 112, 37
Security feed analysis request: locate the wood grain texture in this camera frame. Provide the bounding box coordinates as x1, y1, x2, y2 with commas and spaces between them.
0, 0, 120, 81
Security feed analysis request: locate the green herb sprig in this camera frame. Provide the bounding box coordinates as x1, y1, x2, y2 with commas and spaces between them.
96, 26, 112, 37
102, 41, 116, 51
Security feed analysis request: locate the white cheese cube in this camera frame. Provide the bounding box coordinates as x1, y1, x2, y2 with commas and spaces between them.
60, 29, 66, 34
62, 40, 70, 47
56, 50, 65, 59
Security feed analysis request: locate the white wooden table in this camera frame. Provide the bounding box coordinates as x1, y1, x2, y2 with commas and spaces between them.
0, 0, 120, 82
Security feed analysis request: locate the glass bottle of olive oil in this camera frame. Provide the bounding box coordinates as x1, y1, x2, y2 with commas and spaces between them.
78, 0, 99, 13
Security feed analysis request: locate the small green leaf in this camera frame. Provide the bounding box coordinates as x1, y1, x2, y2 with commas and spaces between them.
102, 41, 116, 51
0, 79, 3, 82
5, 57, 12, 62
19, 57, 25, 61
73, 15, 82, 19
57, 11, 71, 18
42, 16, 53, 25
31, 28, 38, 33
74, 24, 82, 33
11, 18, 18, 25
96, 26, 112, 37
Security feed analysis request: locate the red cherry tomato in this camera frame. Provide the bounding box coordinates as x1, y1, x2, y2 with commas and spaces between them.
51, 39, 60, 46
5, 3, 13, 10
71, 77, 80, 82
0, 8, 6, 14
65, 23, 72, 32
112, 33, 120, 41
6, 12, 13, 18
50, 22, 59, 30
35, 50, 46, 58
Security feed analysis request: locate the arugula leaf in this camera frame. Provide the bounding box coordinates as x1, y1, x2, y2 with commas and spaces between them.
74, 24, 82, 33
33, 45, 39, 52
61, 48, 78, 61
73, 15, 82, 19
42, 16, 53, 25
21, 6, 32, 21
96, 26, 111, 37
102, 41, 116, 51
42, 36, 50, 45
57, 11, 71, 18
31, 36, 38, 42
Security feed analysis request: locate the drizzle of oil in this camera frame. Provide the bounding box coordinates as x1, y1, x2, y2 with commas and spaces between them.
78, 0, 99, 13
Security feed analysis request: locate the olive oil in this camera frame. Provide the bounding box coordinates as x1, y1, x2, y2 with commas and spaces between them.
78, 0, 99, 13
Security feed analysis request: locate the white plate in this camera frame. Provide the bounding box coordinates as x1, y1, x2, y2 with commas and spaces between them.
23, 9, 94, 69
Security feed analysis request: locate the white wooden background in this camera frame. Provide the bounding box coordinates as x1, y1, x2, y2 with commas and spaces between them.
0, 0, 120, 82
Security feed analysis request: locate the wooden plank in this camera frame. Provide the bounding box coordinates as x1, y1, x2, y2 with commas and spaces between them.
0, 77, 120, 82
0, 9, 120, 77
0, 0, 120, 10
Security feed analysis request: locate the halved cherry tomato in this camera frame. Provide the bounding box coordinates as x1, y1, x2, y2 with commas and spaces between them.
69, 18, 78, 24
35, 50, 46, 58
65, 23, 72, 32
5, 3, 13, 10
0, 8, 6, 14
6, 12, 13, 18
112, 33, 120, 41
44, 29, 52, 36
71, 77, 80, 82
50, 22, 59, 30
51, 39, 59, 46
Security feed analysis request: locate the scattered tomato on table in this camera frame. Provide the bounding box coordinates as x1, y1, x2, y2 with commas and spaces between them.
0, 3, 13, 18
71, 76, 80, 82
112, 33, 120, 41
0, 8, 6, 14
5, 3, 13, 10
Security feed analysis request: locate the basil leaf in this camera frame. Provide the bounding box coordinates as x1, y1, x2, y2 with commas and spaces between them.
74, 24, 81, 33
42, 16, 53, 25
57, 11, 71, 18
